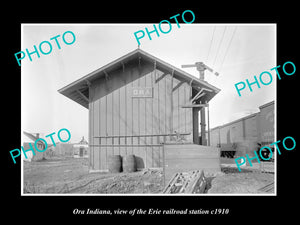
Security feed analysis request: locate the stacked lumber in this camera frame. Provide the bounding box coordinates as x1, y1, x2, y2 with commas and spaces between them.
163, 170, 207, 194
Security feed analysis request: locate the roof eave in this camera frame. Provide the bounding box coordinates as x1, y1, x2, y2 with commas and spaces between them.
58, 49, 221, 108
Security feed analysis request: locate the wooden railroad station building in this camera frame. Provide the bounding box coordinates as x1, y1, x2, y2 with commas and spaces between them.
59, 49, 221, 172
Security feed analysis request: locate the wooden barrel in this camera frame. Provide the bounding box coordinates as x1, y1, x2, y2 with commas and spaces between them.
122, 155, 137, 173
108, 155, 122, 173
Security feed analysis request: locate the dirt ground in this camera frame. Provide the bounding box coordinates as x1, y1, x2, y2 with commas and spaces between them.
206, 167, 274, 194
23, 157, 274, 194
23, 157, 164, 194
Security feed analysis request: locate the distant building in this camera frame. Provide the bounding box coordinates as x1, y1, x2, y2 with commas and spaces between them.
54, 143, 74, 157
73, 136, 88, 158
22, 131, 74, 160
22, 132, 52, 161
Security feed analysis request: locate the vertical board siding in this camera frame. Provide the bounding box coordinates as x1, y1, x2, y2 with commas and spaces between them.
119, 83, 127, 157
99, 96, 107, 170
132, 69, 139, 155
185, 84, 193, 142
178, 83, 186, 134
150, 69, 155, 167
89, 99, 94, 170
126, 69, 133, 155
172, 79, 180, 133
139, 71, 146, 168
106, 93, 113, 157
93, 96, 100, 170
145, 71, 152, 168
90, 61, 193, 171
165, 74, 172, 141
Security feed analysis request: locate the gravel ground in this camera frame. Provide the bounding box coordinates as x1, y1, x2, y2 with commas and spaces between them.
23, 157, 163, 194
23, 156, 275, 194
206, 166, 275, 194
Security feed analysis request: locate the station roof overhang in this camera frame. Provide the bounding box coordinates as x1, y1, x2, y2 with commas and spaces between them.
58, 48, 221, 109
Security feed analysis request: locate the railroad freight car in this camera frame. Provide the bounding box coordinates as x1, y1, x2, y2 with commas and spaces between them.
210, 101, 274, 159
257, 101, 275, 146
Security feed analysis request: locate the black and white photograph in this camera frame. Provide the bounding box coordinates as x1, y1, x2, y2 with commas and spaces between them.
20, 23, 276, 195
4, 5, 298, 221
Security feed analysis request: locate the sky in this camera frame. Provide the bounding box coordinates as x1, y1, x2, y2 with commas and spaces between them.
21, 23, 276, 143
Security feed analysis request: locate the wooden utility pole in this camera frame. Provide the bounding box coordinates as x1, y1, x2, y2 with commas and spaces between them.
181, 62, 218, 146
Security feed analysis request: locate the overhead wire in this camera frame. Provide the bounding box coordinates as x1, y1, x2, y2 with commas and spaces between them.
212, 26, 227, 67
217, 26, 238, 73
206, 26, 216, 62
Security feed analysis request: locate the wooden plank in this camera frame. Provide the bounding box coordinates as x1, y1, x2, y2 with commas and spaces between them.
152, 68, 159, 138
152, 146, 160, 168
172, 80, 184, 92
93, 98, 100, 170
113, 86, 120, 155
163, 170, 207, 194
163, 172, 181, 193
139, 72, 146, 169
88, 85, 93, 170
145, 71, 153, 168
172, 78, 180, 133
95, 98, 106, 170
193, 108, 199, 144
164, 73, 169, 138
183, 84, 187, 134
155, 72, 168, 83
164, 147, 219, 154
176, 79, 180, 134
164, 146, 220, 156
185, 170, 206, 193
159, 146, 163, 167
89, 100, 94, 170
165, 159, 219, 182
93, 133, 191, 138
165, 149, 219, 156
126, 66, 133, 155
169, 72, 174, 135
76, 89, 89, 103
191, 89, 203, 102
185, 84, 193, 142
164, 143, 219, 149
90, 144, 162, 147
156, 69, 161, 140
164, 144, 221, 183
165, 74, 172, 141
178, 82, 186, 134
158, 70, 166, 138
99, 96, 107, 170
112, 90, 115, 155
119, 84, 127, 157
106, 93, 113, 158
165, 157, 220, 170
124, 69, 128, 154
132, 67, 140, 157
149, 69, 157, 163
181, 104, 207, 108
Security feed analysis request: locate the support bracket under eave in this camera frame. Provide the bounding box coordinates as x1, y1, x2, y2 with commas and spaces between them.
104, 70, 109, 81
191, 88, 205, 103
181, 103, 208, 108
121, 61, 125, 72
85, 79, 91, 87
76, 89, 89, 103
